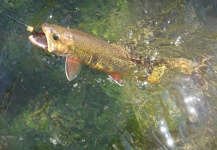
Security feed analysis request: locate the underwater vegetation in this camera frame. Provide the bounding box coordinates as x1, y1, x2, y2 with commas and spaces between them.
0, 0, 217, 149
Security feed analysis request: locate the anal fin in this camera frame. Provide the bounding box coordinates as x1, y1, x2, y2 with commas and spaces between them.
108, 73, 124, 86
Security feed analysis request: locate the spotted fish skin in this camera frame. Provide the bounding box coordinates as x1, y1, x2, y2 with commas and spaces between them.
42, 24, 137, 73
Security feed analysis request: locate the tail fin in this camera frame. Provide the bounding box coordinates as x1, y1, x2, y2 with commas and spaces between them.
147, 57, 210, 83
144, 58, 198, 83
129, 52, 209, 83
165, 58, 198, 74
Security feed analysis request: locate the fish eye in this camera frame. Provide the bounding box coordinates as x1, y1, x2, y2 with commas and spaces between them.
53, 34, 59, 40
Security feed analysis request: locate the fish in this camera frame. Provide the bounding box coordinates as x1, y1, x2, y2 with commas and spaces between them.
28, 24, 206, 85
0, 11, 208, 87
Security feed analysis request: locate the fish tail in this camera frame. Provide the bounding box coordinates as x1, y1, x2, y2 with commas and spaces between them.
146, 57, 207, 83
165, 58, 198, 74
128, 51, 208, 83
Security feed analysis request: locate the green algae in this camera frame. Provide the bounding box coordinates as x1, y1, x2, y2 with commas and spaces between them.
0, 0, 217, 149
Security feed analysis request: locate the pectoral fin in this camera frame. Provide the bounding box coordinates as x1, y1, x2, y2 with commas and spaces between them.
65, 56, 81, 81
108, 73, 124, 86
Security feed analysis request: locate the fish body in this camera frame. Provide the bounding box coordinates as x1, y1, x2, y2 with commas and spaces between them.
42, 24, 137, 73
29, 24, 203, 85
29, 24, 159, 84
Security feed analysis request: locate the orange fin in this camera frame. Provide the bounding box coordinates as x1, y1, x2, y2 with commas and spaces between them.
65, 56, 81, 81
108, 73, 124, 86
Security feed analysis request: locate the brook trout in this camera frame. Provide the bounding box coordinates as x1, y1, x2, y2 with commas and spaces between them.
28, 24, 203, 85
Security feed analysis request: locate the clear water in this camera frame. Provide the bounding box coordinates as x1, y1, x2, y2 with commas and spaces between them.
0, 0, 217, 149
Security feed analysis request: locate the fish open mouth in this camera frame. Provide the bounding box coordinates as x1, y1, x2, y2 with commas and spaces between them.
28, 31, 48, 50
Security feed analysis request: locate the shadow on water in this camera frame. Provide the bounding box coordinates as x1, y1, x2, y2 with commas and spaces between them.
0, 0, 217, 149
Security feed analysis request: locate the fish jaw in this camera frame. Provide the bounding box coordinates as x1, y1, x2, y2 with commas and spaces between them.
28, 31, 48, 50
41, 24, 56, 52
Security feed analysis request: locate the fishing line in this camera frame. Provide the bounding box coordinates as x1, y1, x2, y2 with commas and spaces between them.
0, 10, 34, 32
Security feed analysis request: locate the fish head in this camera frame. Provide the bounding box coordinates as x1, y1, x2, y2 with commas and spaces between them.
29, 24, 74, 56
